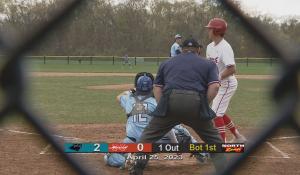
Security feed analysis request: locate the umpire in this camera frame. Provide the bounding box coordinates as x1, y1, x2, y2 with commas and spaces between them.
129, 38, 226, 175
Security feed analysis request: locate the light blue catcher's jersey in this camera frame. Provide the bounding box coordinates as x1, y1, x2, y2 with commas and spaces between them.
120, 92, 157, 142
170, 42, 182, 57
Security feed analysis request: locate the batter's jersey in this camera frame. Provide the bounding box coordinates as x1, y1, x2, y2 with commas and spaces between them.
206, 39, 237, 86
170, 42, 182, 57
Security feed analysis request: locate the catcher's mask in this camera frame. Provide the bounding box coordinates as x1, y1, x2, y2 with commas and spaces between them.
135, 72, 154, 93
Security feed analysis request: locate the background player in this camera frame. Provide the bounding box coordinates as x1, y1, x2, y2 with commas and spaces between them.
170, 34, 182, 57
205, 18, 246, 143
122, 54, 132, 68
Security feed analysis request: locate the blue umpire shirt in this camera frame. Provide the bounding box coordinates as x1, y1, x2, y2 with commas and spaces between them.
154, 52, 219, 92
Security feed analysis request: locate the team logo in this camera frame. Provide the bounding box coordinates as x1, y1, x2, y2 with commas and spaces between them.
222, 144, 244, 153
69, 143, 82, 151
224, 147, 244, 153
110, 144, 129, 152
209, 57, 219, 64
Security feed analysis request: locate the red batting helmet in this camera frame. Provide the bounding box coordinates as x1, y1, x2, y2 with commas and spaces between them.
205, 18, 227, 36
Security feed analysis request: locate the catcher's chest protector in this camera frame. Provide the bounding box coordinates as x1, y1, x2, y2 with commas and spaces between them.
128, 95, 151, 117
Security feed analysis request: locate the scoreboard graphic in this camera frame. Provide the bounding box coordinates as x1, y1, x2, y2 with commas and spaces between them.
64, 143, 245, 153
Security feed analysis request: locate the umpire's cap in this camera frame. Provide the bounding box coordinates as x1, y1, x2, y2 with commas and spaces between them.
182, 38, 200, 48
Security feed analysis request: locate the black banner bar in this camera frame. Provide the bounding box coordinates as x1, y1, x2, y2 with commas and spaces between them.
152, 143, 245, 153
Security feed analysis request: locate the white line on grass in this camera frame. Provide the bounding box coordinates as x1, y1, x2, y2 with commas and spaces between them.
39, 144, 51, 155
6, 129, 40, 135
270, 136, 300, 140
0, 128, 85, 155
38, 153, 106, 155
266, 141, 290, 158
248, 156, 290, 159
0, 128, 83, 141
39, 137, 85, 155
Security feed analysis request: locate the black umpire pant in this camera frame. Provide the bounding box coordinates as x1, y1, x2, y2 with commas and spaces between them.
136, 90, 226, 173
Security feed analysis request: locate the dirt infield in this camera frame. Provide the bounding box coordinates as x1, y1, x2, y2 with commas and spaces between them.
31, 72, 275, 91
30, 72, 275, 80
84, 75, 274, 91
1, 124, 299, 175
86, 84, 134, 90
30, 72, 137, 77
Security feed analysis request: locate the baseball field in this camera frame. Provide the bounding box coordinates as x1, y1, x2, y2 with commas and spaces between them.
1, 60, 299, 175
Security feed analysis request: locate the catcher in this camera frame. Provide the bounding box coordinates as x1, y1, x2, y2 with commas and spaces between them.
104, 72, 208, 169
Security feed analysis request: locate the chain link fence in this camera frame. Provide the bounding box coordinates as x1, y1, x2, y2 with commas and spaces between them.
20, 55, 278, 66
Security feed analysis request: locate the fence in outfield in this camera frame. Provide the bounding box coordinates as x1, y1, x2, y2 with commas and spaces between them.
18, 55, 279, 66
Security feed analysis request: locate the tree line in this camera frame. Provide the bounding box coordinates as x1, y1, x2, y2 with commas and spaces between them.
0, 0, 299, 58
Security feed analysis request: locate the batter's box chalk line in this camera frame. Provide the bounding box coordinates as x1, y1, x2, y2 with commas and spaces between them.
0, 127, 85, 155
269, 136, 300, 140
265, 141, 290, 159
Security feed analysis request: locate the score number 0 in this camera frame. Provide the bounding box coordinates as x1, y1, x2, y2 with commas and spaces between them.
137, 143, 144, 152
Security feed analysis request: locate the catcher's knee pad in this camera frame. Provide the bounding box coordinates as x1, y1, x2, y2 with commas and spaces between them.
104, 153, 126, 167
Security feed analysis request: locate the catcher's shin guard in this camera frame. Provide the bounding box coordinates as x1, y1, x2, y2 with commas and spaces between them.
104, 153, 126, 167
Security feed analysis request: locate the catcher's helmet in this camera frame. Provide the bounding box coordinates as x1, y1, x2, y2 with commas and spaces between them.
205, 18, 227, 36
136, 74, 153, 93
134, 72, 154, 87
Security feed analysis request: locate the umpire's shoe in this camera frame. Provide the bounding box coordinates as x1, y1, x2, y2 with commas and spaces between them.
128, 153, 148, 175
129, 162, 143, 175
129, 166, 143, 175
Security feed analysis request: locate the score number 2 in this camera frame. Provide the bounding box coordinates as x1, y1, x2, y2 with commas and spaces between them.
94, 143, 101, 152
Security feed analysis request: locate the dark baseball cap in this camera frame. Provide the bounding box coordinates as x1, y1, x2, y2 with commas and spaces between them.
182, 38, 200, 48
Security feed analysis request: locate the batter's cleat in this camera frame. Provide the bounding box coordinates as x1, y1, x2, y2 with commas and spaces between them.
231, 133, 247, 143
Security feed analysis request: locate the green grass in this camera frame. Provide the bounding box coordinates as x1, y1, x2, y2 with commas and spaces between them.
29, 77, 133, 124
2, 57, 278, 126
227, 79, 276, 126
27, 59, 278, 75
236, 63, 278, 75
2, 76, 276, 128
